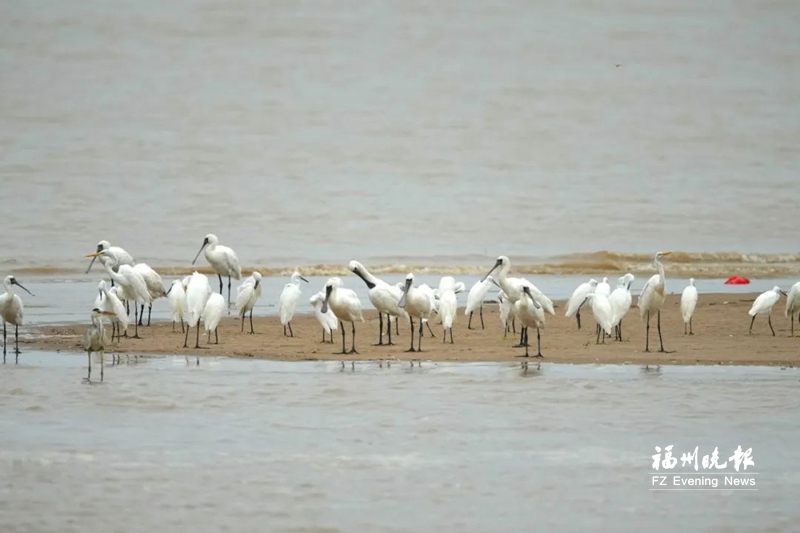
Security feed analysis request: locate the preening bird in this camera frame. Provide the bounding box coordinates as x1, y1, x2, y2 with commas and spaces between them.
438, 286, 458, 344
167, 279, 187, 333
748, 286, 785, 336
191, 234, 242, 306
608, 273, 634, 341
133, 262, 166, 326
0, 275, 34, 363
514, 285, 546, 358
398, 273, 433, 352
321, 277, 363, 354
465, 276, 493, 329
96, 280, 128, 341
202, 293, 226, 344
785, 282, 800, 337
310, 291, 338, 343
84, 307, 117, 382
498, 290, 516, 338
637, 252, 671, 352
680, 278, 698, 335
279, 270, 309, 337
565, 278, 598, 330
349, 260, 407, 346
588, 292, 614, 344
184, 271, 212, 356
85, 240, 134, 276
236, 272, 262, 334
87, 250, 151, 339
596, 277, 611, 298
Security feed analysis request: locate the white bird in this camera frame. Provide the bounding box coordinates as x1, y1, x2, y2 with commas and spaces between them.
681, 278, 699, 335
514, 285, 546, 357
279, 270, 309, 337
785, 281, 800, 337
310, 290, 338, 343
166, 279, 188, 333
465, 276, 494, 330
564, 279, 598, 330
0, 275, 34, 363
202, 293, 226, 344
588, 293, 614, 344
349, 261, 407, 345
398, 273, 433, 352
133, 262, 166, 326
637, 251, 672, 352
184, 271, 212, 356
321, 277, 363, 354
235, 271, 263, 334
85, 240, 134, 276
416, 283, 439, 337
96, 280, 128, 341
191, 234, 242, 306
596, 277, 611, 298
498, 290, 516, 338
83, 307, 117, 382
87, 250, 151, 339
608, 273, 634, 341
438, 287, 458, 344
748, 286, 785, 336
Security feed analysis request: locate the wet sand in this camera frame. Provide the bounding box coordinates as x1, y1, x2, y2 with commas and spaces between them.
28, 292, 799, 366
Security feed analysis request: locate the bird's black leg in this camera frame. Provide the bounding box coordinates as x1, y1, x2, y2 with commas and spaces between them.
480, 306, 485, 329
426, 321, 436, 338
768, 315, 775, 337
339, 321, 347, 355
791, 314, 795, 337
524, 340, 529, 357
147, 304, 152, 326
218, 274, 223, 295
240, 314, 245, 333
657, 311, 666, 352
535, 328, 543, 358
138, 304, 144, 326
395, 317, 399, 336
181, 319, 185, 334
449, 328, 454, 344
376, 313, 384, 345
173, 320, 176, 333
195, 320, 201, 348
283, 325, 287, 337
645, 311, 650, 352
689, 318, 693, 335
512, 317, 517, 334
14, 324, 19, 362
576, 309, 581, 330
349, 321, 358, 354
288, 322, 294, 338
321, 329, 325, 343
684, 322, 687, 335
4, 321, 7, 363
183, 323, 190, 348
249, 309, 254, 334
215, 328, 219, 344
406, 318, 416, 352
227, 276, 232, 307
133, 306, 140, 339
418, 318, 424, 352
468, 311, 473, 330
386, 314, 394, 345
748, 315, 756, 335
596, 324, 601, 345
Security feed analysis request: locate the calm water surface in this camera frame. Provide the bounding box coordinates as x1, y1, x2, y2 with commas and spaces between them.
1, 354, 798, 532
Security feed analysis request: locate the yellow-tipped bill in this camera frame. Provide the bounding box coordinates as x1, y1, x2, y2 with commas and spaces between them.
86, 252, 101, 258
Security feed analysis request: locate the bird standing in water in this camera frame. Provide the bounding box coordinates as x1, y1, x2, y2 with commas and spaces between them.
84, 307, 118, 382
0, 275, 34, 363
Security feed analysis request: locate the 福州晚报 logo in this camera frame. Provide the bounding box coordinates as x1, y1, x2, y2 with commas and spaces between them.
650, 445, 756, 490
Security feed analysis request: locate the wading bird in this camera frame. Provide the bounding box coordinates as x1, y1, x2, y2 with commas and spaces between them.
184, 272, 212, 356
236, 271, 262, 334
588, 293, 614, 344
564, 279, 598, 330
681, 278, 698, 335
0, 275, 34, 363
321, 277, 363, 354
87, 250, 151, 339
637, 252, 672, 352
596, 277, 611, 298
438, 285, 458, 344
514, 286, 546, 357
609, 273, 634, 341
279, 270, 309, 337
786, 282, 800, 336
398, 273, 433, 352
202, 293, 226, 344
85, 240, 134, 277
167, 279, 187, 333
349, 260, 407, 345
498, 290, 515, 338
465, 276, 493, 329
133, 263, 166, 326
191, 234, 242, 306
84, 307, 117, 381
310, 291, 338, 343
748, 286, 785, 336
96, 280, 128, 341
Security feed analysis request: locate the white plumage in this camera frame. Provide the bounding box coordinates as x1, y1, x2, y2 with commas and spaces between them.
192, 233, 242, 305
514, 286, 546, 357
464, 276, 493, 330
498, 290, 516, 338
96, 280, 128, 341
310, 290, 338, 343
398, 273, 433, 352
637, 252, 671, 352
608, 273, 634, 340
90, 250, 151, 339
786, 281, 800, 337
83, 307, 117, 382
0, 275, 34, 363
133, 262, 166, 326
748, 286, 784, 337
167, 279, 187, 333
596, 277, 611, 298
588, 293, 614, 342
438, 288, 458, 343
349, 260, 407, 345
184, 271, 212, 353
680, 278, 698, 335
202, 293, 226, 344
484, 256, 554, 314
321, 277, 363, 354
564, 278, 598, 330
278, 270, 308, 337
236, 271, 263, 334
86, 240, 134, 275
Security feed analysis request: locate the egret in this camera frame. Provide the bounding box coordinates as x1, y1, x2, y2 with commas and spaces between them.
681, 278, 698, 335
637, 252, 672, 352
748, 286, 785, 336
202, 293, 226, 344
85, 240, 134, 276
416, 283, 438, 337
588, 293, 614, 344
184, 271, 212, 356
564, 279, 598, 330
349, 261, 407, 345
786, 282, 800, 336
321, 277, 363, 354
235, 271, 262, 334
87, 250, 151, 339
609, 273, 634, 341
133, 263, 166, 326
166, 279, 187, 333
310, 291, 338, 343
279, 270, 309, 337
0, 275, 34, 363
498, 290, 516, 338
465, 276, 494, 329
398, 273, 433, 352
96, 280, 128, 341
84, 307, 118, 382
596, 277, 611, 297
191, 234, 242, 306
438, 286, 458, 344
514, 286, 546, 357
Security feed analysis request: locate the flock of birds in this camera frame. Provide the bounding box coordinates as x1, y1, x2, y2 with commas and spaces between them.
1, 235, 800, 381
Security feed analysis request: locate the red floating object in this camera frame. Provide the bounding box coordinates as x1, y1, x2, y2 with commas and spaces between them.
724, 276, 750, 285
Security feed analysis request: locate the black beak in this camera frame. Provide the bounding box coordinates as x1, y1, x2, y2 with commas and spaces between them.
398, 278, 412, 308
255, 280, 260, 290
321, 286, 332, 314
299, 276, 309, 283
191, 241, 207, 265
12, 280, 34, 296
482, 260, 501, 282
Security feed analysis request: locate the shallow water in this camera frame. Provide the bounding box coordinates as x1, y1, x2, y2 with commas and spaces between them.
1, 354, 798, 532
2, 0, 800, 271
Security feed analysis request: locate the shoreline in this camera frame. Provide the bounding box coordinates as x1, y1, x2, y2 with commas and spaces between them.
26, 292, 800, 367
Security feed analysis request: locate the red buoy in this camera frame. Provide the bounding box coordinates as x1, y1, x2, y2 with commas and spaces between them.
724, 276, 750, 285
